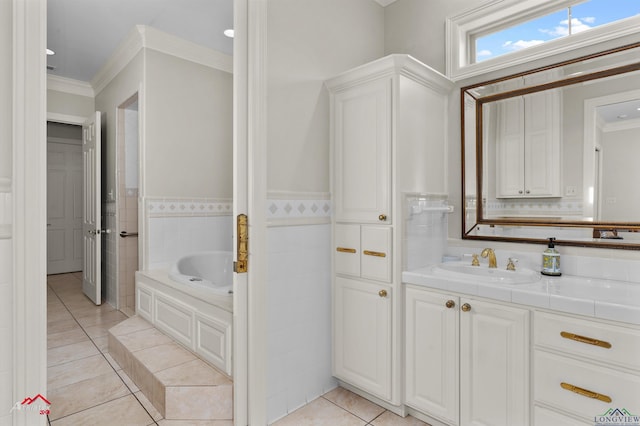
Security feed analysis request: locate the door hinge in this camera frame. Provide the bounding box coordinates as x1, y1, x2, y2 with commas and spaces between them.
234, 214, 248, 273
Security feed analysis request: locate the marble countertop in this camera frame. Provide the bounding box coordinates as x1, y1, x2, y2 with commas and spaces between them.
403, 266, 640, 326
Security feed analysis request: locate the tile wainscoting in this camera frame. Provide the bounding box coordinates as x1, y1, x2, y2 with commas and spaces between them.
266, 192, 336, 423
145, 197, 233, 270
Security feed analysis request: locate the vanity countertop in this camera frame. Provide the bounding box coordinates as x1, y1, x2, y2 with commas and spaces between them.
403, 267, 640, 326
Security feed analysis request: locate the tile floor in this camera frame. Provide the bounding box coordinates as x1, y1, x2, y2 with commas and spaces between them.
47, 272, 430, 425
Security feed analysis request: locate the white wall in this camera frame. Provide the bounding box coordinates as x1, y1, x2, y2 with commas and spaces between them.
47, 90, 94, 119
267, 0, 385, 194
145, 49, 233, 199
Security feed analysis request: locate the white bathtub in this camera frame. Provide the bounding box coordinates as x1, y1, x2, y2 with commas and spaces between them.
169, 251, 233, 296
135, 253, 233, 375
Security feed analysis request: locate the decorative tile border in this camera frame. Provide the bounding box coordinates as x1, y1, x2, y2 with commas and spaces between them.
146, 197, 233, 217
485, 199, 584, 217
267, 192, 332, 226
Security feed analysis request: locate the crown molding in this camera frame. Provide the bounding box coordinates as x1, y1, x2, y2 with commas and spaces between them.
373, 0, 397, 6
92, 25, 233, 95
47, 75, 94, 97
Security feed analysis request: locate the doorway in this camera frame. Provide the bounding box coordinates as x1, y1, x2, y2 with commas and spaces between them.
46, 122, 83, 275
115, 93, 140, 316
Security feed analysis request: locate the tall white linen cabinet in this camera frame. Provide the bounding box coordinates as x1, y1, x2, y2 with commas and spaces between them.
326, 55, 454, 410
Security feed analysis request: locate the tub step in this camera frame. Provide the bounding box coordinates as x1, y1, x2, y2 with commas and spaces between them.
108, 316, 233, 421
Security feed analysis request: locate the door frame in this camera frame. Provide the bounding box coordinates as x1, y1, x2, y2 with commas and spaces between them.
14, 0, 268, 424
13, 0, 48, 424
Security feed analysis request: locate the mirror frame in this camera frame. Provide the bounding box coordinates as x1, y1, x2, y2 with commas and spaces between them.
461, 42, 640, 250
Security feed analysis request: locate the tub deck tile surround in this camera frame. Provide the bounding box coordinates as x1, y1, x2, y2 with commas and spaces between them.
48, 272, 428, 425
108, 316, 234, 421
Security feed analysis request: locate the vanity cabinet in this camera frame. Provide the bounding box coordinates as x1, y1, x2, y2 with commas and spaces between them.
327, 55, 454, 407
405, 286, 530, 426
495, 89, 561, 199
533, 311, 640, 425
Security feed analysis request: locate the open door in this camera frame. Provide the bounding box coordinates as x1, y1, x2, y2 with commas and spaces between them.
82, 112, 102, 305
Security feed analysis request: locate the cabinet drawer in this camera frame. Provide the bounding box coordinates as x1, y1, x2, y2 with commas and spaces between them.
534, 350, 640, 420
534, 406, 590, 426
534, 311, 640, 371
335, 224, 360, 277
361, 225, 391, 283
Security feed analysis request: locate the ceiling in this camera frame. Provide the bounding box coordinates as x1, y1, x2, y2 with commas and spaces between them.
47, 0, 234, 82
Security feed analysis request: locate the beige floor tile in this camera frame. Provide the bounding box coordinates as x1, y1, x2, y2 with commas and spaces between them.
165, 385, 233, 420
108, 316, 154, 337
134, 390, 163, 421
117, 326, 173, 352
158, 421, 233, 426
156, 358, 232, 387
133, 342, 196, 373
103, 352, 122, 371
92, 335, 109, 353
47, 317, 81, 335
369, 411, 431, 426
47, 309, 74, 324
272, 397, 366, 426
83, 319, 128, 339
47, 372, 129, 421
322, 387, 386, 422
48, 354, 114, 390
47, 328, 89, 349
47, 340, 100, 367
75, 309, 128, 328
50, 394, 154, 426
68, 303, 116, 320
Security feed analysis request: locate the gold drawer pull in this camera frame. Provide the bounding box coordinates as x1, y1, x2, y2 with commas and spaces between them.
560, 382, 612, 403
336, 247, 356, 254
363, 250, 386, 258
560, 332, 612, 349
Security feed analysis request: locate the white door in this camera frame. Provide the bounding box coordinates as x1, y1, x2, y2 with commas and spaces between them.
82, 112, 102, 305
47, 141, 83, 274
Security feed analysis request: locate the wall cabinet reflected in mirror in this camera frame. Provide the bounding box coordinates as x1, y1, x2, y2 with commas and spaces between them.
462, 42, 640, 248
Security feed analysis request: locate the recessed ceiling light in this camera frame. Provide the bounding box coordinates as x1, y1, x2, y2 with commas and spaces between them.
224, 29, 234, 38
46, 48, 55, 56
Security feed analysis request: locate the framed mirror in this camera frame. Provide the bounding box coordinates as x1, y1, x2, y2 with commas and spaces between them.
462, 42, 640, 249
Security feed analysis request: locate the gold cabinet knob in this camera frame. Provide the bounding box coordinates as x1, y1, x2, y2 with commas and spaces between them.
378, 214, 387, 221
378, 289, 388, 298
461, 303, 471, 312
446, 300, 455, 309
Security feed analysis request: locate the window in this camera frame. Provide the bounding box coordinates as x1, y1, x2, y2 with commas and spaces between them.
446, 0, 640, 81
475, 0, 640, 63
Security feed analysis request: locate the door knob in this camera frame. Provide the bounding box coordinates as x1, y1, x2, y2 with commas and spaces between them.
461, 303, 471, 312
378, 214, 387, 221
446, 300, 455, 309
378, 289, 388, 298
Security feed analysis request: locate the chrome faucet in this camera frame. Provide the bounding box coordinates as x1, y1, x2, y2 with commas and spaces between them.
481, 248, 497, 268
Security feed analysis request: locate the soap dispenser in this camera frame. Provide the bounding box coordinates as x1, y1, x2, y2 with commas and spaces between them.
541, 237, 561, 276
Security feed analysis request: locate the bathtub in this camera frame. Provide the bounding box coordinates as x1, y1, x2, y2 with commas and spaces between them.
135, 251, 233, 375
169, 251, 234, 296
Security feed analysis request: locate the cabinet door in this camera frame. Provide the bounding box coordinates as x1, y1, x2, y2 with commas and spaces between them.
460, 299, 530, 426
360, 225, 391, 282
333, 77, 391, 223
405, 288, 459, 425
496, 97, 526, 198
334, 224, 360, 277
334, 277, 392, 400
524, 90, 561, 197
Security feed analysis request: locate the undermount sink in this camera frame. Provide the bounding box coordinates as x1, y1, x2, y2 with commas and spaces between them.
429, 261, 541, 285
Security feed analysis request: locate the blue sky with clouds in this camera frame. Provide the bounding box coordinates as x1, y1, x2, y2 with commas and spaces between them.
476, 0, 640, 62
